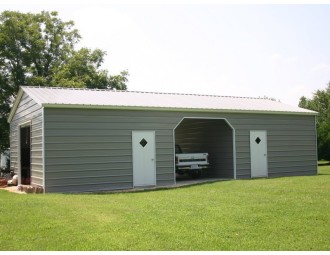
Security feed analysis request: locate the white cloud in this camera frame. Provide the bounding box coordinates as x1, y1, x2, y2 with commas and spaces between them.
270, 53, 297, 64
270, 53, 282, 60
311, 63, 330, 73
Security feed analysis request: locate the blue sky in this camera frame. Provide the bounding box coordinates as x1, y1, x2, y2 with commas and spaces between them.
2, 1, 330, 106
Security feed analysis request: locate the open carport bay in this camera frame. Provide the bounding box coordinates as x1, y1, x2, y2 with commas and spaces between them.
174, 118, 234, 179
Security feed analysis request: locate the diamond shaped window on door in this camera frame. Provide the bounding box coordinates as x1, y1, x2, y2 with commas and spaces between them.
140, 138, 148, 148
255, 137, 261, 144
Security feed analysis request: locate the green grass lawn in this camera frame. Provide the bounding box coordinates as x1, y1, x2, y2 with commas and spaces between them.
1, 165, 329, 251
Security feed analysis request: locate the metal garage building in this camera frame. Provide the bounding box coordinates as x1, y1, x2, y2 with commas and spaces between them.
8, 86, 318, 193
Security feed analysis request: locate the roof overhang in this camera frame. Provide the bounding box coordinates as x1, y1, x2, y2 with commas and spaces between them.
7, 88, 26, 123
41, 103, 319, 116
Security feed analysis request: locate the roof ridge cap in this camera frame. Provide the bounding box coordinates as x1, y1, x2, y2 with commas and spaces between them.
123, 90, 266, 100
21, 86, 273, 100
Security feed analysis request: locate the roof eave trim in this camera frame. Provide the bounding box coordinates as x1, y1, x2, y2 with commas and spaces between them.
42, 103, 318, 116
7, 89, 24, 123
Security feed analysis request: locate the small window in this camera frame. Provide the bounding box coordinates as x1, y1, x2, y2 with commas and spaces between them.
139, 138, 148, 148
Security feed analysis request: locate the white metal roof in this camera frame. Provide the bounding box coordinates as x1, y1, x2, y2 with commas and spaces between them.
8, 86, 317, 122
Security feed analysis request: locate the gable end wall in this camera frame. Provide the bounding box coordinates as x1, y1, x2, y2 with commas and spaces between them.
10, 93, 43, 187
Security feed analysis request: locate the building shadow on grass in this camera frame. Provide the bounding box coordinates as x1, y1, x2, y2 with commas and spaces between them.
318, 161, 330, 175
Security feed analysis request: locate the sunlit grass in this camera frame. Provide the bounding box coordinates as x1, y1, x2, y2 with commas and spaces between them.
0, 165, 329, 251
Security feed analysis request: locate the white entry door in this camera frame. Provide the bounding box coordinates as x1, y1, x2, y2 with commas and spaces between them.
132, 131, 156, 187
250, 130, 268, 178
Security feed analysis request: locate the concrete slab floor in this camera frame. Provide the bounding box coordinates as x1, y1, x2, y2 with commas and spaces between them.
0, 178, 231, 194
0, 185, 26, 194
118, 177, 230, 193
175, 177, 230, 187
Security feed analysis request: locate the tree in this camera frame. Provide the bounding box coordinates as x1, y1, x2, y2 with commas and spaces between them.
0, 11, 128, 153
299, 83, 330, 161
51, 48, 127, 89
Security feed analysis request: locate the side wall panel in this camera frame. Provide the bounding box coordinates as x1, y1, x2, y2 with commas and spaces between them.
43, 108, 317, 193
230, 114, 318, 178
43, 109, 178, 193
173, 113, 317, 179
10, 93, 43, 186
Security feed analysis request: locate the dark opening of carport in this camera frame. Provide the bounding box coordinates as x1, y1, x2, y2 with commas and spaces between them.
174, 118, 234, 179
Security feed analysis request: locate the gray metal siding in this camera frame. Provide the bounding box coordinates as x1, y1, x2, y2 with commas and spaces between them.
173, 113, 316, 179
43, 108, 317, 193
43, 109, 178, 193
229, 114, 318, 178
10, 93, 43, 186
